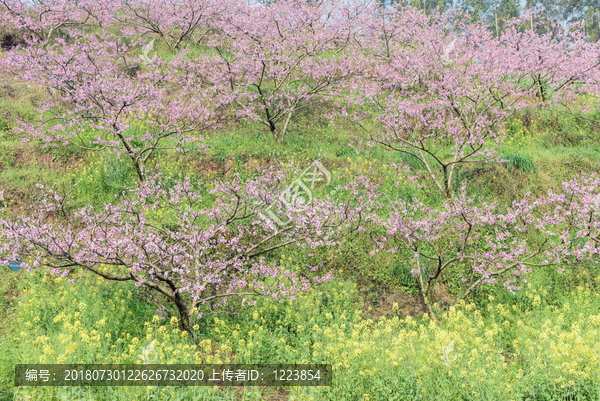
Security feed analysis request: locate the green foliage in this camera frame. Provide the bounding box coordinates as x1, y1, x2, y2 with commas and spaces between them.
0, 272, 268, 400
502, 152, 537, 172
0, 116, 8, 134
231, 279, 600, 400
390, 262, 422, 292
66, 150, 138, 205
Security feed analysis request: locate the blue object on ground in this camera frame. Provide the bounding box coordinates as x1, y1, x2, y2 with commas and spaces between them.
7, 256, 23, 271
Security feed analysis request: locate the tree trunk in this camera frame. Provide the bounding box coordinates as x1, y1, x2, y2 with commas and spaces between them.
173, 293, 191, 333
415, 262, 438, 322
129, 156, 145, 183
279, 111, 293, 142
269, 120, 279, 142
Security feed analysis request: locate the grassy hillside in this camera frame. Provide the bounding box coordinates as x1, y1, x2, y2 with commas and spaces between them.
1, 80, 600, 400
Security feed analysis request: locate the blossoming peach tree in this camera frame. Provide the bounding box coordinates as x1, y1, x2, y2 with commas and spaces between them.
342, 7, 600, 198
202, 0, 371, 141
0, 0, 370, 179
331, 6, 600, 316
0, 0, 114, 42
369, 173, 600, 320
113, 0, 223, 51
0, 168, 378, 332
1, 25, 225, 183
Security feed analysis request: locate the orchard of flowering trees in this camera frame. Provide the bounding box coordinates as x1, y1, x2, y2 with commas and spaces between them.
1, 0, 600, 329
